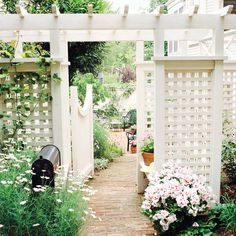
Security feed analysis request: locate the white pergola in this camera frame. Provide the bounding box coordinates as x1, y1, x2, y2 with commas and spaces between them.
1, 4, 236, 199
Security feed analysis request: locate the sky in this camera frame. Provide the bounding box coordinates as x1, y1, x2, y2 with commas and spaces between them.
108, 0, 150, 13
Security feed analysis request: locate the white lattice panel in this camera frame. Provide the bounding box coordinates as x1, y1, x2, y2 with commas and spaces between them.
0, 75, 53, 149
165, 71, 213, 182
223, 71, 236, 137
144, 71, 155, 136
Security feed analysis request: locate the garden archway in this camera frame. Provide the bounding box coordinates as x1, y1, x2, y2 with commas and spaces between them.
0, 4, 236, 199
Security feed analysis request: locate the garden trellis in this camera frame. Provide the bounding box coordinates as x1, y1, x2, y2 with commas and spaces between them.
0, 4, 236, 199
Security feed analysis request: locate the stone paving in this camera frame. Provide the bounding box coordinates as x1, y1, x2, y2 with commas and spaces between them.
81, 154, 155, 236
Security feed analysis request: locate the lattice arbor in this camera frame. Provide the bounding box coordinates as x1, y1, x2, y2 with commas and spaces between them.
0, 4, 236, 198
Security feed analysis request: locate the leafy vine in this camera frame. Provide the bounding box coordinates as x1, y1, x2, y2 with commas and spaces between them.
0, 40, 60, 153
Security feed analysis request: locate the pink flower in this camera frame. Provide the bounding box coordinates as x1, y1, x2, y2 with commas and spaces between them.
192, 222, 199, 227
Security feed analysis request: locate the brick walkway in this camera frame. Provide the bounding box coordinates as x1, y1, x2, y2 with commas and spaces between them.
81, 154, 155, 236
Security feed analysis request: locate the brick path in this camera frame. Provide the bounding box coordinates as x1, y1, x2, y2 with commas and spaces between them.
81, 154, 155, 236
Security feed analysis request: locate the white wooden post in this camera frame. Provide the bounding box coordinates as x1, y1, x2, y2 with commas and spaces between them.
210, 25, 224, 200
211, 60, 224, 199
50, 30, 71, 170
14, 31, 23, 58
136, 41, 146, 193
154, 29, 165, 170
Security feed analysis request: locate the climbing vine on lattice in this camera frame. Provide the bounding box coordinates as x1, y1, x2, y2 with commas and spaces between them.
0, 40, 60, 153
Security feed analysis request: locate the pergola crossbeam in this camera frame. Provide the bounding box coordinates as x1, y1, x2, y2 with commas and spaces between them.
220, 5, 233, 17
1, 14, 236, 30
188, 4, 199, 17
88, 4, 93, 17
153, 5, 165, 16
123, 5, 129, 17
15, 4, 28, 18
52, 5, 60, 17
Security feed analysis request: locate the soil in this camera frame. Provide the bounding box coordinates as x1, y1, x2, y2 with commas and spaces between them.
221, 182, 236, 202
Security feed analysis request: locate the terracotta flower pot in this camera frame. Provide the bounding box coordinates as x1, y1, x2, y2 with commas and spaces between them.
130, 146, 137, 154
142, 152, 154, 166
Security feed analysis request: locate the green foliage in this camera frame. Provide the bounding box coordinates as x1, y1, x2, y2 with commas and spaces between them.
0, 40, 15, 58
94, 121, 123, 162
0, 151, 87, 236
141, 137, 154, 153
1, 0, 110, 78
144, 41, 154, 61
94, 158, 109, 170
69, 42, 109, 79
105, 142, 123, 159
126, 109, 136, 126
22, 43, 50, 58
177, 220, 216, 236
95, 82, 135, 124
210, 203, 236, 233
72, 72, 108, 106
102, 42, 135, 72
222, 139, 236, 183
96, 103, 120, 122
94, 121, 109, 159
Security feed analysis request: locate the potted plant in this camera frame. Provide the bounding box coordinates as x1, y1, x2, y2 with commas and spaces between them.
141, 161, 214, 235
130, 140, 137, 154
140, 136, 154, 166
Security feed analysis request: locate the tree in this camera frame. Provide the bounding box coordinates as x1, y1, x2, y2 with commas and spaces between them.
72, 72, 108, 106
1, 0, 111, 79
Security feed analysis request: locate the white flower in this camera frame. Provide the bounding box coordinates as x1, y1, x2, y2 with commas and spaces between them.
33, 188, 41, 192
20, 201, 27, 205
32, 223, 40, 227
68, 208, 74, 212
56, 199, 62, 203
0, 224, 3, 228
142, 161, 214, 232
192, 222, 199, 227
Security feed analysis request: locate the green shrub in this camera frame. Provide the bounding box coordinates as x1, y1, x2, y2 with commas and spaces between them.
177, 220, 216, 236
0, 151, 87, 236
222, 139, 236, 183
94, 158, 109, 170
210, 202, 236, 234
94, 121, 109, 159
94, 121, 123, 162
105, 142, 123, 159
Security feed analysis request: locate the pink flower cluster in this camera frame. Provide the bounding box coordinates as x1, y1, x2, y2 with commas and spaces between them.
141, 161, 214, 232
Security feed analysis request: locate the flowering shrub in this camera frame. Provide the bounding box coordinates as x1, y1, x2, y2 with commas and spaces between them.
141, 161, 214, 234
0, 150, 94, 236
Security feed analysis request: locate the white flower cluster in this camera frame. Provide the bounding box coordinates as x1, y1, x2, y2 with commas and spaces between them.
141, 161, 214, 232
